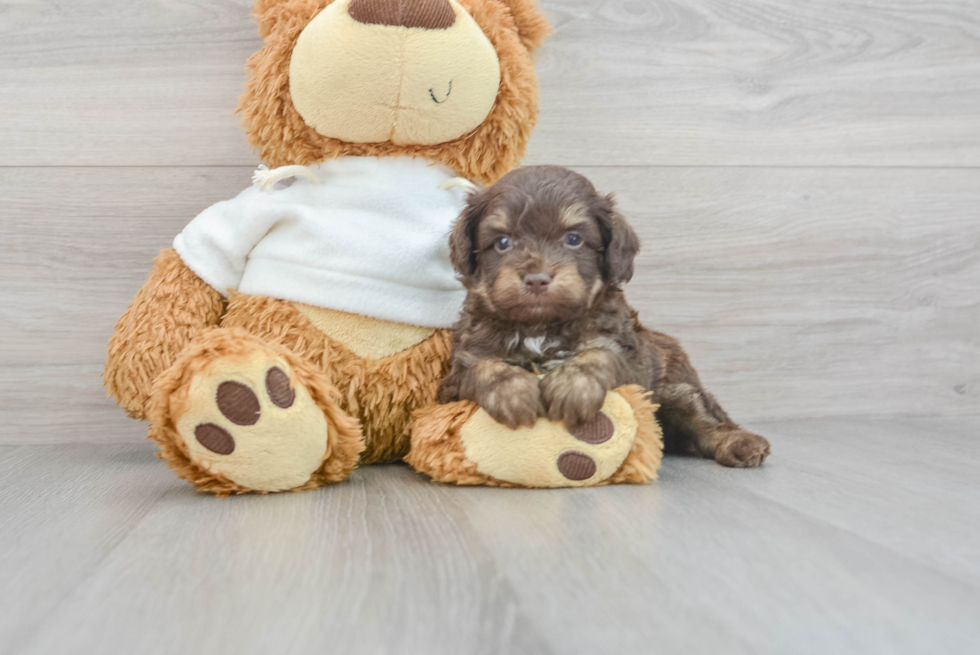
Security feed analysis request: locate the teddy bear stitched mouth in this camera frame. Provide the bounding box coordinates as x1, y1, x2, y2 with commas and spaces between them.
429, 80, 453, 104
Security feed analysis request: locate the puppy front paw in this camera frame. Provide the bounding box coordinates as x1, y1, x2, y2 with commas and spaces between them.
477, 371, 545, 430
714, 430, 770, 468
541, 368, 607, 429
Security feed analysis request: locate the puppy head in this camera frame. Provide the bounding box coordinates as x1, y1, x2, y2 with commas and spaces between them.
450, 166, 640, 324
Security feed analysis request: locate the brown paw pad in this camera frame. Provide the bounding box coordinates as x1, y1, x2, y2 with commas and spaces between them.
194, 423, 236, 455
557, 451, 597, 481
265, 367, 295, 409
216, 381, 261, 426
569, 412, 614, 444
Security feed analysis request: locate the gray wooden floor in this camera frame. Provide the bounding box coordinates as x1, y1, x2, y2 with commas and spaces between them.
2, 416, 979, 655
2, 0, 980, 652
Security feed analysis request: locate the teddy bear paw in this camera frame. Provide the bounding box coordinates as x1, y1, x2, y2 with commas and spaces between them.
409, 388, 663, 488
464, 393, 638, 486
173, 356, 330, 492
149, 328, 363, 494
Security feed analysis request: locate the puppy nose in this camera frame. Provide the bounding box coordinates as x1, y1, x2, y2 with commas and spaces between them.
349, 0, 456, 29
523, 272, 552, 294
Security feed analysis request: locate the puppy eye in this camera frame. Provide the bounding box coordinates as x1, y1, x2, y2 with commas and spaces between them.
563, 232, 583, 248
494, 236, 513, 253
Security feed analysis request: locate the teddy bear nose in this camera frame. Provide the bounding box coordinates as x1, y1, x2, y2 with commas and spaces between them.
523, 272, 552, 294
349, 0, 456, 30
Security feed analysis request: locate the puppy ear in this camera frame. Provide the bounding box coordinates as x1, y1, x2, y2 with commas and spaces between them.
498, 0, 553, 53
595, 193, 640, 285
449, 189, 490, 278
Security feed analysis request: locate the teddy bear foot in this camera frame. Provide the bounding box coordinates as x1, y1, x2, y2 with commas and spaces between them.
408, 386, 663, 488
147, 328, 363, 495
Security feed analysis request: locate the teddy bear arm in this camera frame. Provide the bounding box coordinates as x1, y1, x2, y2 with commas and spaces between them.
104, 248, 225, 419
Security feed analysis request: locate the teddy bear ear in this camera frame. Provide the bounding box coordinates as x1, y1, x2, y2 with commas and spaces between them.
253, 0, 322, 38
498, 0, 553, 53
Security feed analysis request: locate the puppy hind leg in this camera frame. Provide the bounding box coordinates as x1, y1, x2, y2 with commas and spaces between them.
656, 383, 770, 468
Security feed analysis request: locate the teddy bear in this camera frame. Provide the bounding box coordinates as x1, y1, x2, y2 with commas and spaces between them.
104, 0, 663, 495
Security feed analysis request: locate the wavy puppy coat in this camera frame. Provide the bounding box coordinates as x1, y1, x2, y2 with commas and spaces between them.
439, 166, 770, 467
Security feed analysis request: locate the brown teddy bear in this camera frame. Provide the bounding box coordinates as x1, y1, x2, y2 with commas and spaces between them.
104, 0, 662, 495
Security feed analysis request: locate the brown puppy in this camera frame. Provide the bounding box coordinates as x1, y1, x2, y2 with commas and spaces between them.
439, 166, 770, 467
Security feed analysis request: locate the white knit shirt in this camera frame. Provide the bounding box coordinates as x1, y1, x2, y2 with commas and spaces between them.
174, 156, 471, 328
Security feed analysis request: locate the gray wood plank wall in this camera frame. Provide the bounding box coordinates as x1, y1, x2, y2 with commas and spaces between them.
1, 0, 978, 443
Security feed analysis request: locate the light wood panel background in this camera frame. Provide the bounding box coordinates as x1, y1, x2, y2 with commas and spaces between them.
1, 0, 978, 443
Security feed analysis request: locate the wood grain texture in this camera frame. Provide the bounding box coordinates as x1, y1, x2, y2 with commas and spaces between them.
1, 0, 979, 166
1, 165, 977, 443
528, 0, 980, 167
0, 0, 259, 167
0, 443, 177, 653
448, 445, 980, 653
5, 418, 980, 654
731, 415, 980, 582
14, 455, 552, 655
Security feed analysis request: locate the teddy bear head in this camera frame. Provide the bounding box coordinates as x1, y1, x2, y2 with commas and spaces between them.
240, 0, 551, 184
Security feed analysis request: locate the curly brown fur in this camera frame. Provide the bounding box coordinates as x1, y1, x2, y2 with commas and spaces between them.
457, 359, 544, 429
104, 248, 225, 419
242, 0, 549, 184
441, 166, 771, 467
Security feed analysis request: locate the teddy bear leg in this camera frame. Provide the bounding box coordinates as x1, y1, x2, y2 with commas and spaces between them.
147, 327, 363, 495
408, 386, 662, 488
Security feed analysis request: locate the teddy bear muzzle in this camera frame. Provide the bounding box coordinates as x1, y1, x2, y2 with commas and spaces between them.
288, 0, 501, 146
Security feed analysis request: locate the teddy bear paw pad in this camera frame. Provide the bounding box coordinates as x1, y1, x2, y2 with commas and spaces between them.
174, 356, 329, 492
568, 412, 615, 444
556, 451, 597, 481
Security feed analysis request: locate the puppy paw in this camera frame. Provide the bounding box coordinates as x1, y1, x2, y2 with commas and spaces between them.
714, 430, 771, 468
541, 367, 607, 429
478, 370, 545, 430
